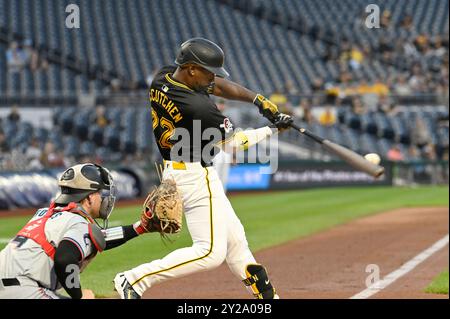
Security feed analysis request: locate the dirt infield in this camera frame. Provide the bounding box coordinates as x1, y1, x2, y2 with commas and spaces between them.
141, 207, 449, 299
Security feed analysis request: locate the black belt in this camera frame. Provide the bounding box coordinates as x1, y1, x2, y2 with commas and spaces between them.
1, 278, 45, 288
1, 278, 20, 287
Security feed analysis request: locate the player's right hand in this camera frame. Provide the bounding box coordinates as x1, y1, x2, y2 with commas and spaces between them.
270, 113, 293, 131
253, 94, 279, 123
81, 289, 96, 299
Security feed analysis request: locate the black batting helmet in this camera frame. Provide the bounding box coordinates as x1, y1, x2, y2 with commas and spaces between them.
175, 38, 229, 78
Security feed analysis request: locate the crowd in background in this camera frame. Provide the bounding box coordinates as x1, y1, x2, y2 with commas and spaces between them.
1, 7, 449, 171
5, 39, 49, 74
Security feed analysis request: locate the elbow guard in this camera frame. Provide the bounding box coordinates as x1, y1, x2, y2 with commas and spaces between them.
225, 126, 274, 152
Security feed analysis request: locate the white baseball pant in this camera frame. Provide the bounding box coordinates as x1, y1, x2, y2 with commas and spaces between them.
123, 161, 256, 296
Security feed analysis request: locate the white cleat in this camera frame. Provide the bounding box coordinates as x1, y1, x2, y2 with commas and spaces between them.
113, 273, 141, 299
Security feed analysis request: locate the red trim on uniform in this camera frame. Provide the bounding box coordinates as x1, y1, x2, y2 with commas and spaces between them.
15, 202, 95, 260
88, 224, 103, 253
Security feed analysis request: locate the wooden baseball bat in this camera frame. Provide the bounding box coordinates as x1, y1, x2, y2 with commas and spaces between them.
290, 123, 385, 178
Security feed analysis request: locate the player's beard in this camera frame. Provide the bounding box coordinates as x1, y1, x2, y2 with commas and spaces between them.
193, 83, 214, 95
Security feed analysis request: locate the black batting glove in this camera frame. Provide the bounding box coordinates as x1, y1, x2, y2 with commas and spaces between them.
269, 113, 293, 131
253, 94, 279, 123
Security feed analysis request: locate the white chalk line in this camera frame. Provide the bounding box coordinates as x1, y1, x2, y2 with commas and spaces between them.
350, 234, 449, 299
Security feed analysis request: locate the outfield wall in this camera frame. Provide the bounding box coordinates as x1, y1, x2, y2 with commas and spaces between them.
1, 160, 447, 211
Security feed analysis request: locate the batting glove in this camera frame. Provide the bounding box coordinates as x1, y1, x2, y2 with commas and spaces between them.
270, 113, 293, 131
253, 94, 279, 123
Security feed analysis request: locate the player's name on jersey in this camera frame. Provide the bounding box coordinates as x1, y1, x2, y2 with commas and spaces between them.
150, 88, 183, 123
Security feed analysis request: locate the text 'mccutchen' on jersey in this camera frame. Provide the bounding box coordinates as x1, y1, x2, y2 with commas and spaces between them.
149, 65, 234, 165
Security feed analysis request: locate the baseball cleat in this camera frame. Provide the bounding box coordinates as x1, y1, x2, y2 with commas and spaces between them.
113, 273, 141, 299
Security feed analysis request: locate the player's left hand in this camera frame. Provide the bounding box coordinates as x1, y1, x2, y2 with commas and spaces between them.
253, 94, 279, 123
270, 113, 293, 131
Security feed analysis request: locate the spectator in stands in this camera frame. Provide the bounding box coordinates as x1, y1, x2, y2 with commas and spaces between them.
393, 74, 412, 95
318, 106, 336, 126
387, 144, 404, 161
400, 14, 414, 31
283, 80, 299, 99
338, 39, 351, 64
349, 45, 364, 70
411, 117, 431, 149
407, 145, 421, 161
372, 78, 390, 97
296, 99, 315, 124
380, 10, 392, 29
26, 138, 43, 169
311, 77, 324, 94
423, 143, 437, 161
408, 64, 426, 92
269, 88, 291, 114
414, 33, 430, 54
350, 97, 366, 115
0, 131, 9, 154
7, 105, 21, 123
40, 141, 65, 168
38, 50, 49, 71
93, 105, 110, 128
430, 35, 447, 58
6, 41, 26, 73
377, 95, 397, 115
22, 39, 40, 72
402, 38, 419, 59
111, 78, 122, 92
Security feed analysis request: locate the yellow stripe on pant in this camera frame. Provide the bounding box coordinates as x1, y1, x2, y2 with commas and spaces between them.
131, 168, 214, 286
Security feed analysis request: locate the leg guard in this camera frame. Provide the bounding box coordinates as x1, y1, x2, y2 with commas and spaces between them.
242, 264, 278, 299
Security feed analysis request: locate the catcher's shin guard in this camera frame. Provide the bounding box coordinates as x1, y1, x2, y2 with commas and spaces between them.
243, 264, 278, 299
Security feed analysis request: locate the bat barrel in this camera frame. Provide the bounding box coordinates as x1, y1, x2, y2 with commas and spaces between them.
290, 123, 384, 178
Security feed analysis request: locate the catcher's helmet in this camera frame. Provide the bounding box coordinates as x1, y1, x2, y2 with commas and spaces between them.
175, 38, 229, 78
54, 163, 116, 220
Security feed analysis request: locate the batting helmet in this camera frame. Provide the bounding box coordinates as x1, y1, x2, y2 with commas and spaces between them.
54, 163, 116, 220
175, 37, 229, 78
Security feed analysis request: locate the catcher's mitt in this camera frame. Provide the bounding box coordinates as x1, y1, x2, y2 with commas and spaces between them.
140, 179, 183, 237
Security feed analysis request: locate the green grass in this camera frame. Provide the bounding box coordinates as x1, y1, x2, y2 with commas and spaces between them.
0, 185, 447, 297
425, 270, 449, 294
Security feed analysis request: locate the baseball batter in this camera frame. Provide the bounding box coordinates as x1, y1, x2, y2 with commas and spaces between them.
0, 163, 149, 299
114, 38, 292, 299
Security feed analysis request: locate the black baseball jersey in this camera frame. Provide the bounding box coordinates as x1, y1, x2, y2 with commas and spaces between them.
149, 65, 233, 164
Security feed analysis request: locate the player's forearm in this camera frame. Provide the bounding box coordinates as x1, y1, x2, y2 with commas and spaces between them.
213, 77, 256, 102
219, 126, 276, 154
104, 225, 139, 250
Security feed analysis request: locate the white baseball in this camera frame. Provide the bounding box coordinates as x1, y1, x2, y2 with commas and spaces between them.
364, 153, 381, 165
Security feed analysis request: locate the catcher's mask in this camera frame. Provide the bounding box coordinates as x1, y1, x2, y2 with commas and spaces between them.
55, 163, 117, 224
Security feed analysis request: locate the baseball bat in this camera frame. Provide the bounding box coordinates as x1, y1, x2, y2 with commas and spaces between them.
290, 123, 385, 178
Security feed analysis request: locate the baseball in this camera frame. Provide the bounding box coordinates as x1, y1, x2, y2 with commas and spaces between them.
364, 153, 381, 165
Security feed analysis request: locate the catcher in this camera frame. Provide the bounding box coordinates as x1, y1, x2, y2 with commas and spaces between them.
0, 163, 171, 299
